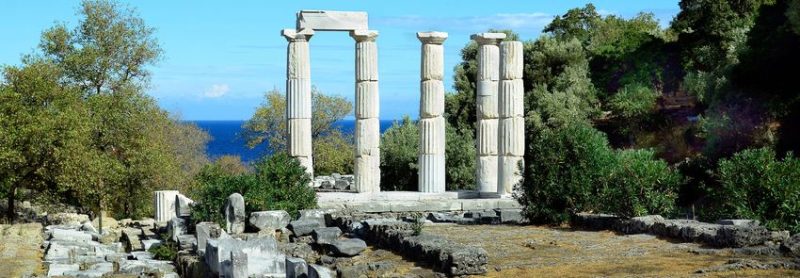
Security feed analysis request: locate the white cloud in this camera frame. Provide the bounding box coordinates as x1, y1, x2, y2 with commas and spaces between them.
203, 84, 230, 98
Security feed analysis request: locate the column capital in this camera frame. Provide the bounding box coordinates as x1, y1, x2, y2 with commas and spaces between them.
417, 32, 448, 44
281, 28, 315, 42
470, 32, 506, 45
350, 30, 379, 42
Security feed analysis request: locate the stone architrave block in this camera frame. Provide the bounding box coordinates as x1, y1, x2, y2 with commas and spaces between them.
286, 78, 312, 119
418, 154, 446, 193
354, 39, 378, 81
355, 81, 379, 119
500, 41, 524, 80
420, 80, 445, 118
498, 117, 525, 156
498, 79, 524, 118
420, 44, 444, 81
355, 118, 380, 156
419, 117, 445, 155
477, 156, 498, 193
286, 257, 308, 278
476, 80, 498, 97
498, 155, 524, 195
477, 95, 499, 119
476, 44, 499, 81
476, 119, 498, 155
297, 10, 368, 31
154, 190, 179, 222
287, 41, 310, 80
249, 211, 291, 232
224, 193, 246, 234
288, 118, 312, 156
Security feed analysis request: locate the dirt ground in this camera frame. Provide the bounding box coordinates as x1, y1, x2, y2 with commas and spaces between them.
0, 223, 44, 277
425, 224, 800, 278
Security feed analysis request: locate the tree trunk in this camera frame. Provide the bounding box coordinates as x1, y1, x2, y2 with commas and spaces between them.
6, 186, 16, 222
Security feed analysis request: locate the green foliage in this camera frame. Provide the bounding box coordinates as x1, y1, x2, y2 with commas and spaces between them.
191, 153, 316, 225
380, 116, 476, 191
603, 149, 682, 218
410, 212, 424, 236
243, 89, 354, 175
703, 148, 800, 233
148, 241, 178, 261
609, 84, 658, 120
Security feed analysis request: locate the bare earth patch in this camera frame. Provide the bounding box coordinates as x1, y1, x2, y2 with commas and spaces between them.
0, 223, 44, 277
425, 224, 800, 277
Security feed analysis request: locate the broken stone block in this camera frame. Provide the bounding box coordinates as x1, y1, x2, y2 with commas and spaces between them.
225, 193, 246, 234
495, 208, 524, 224
50, 228, 92, 242
47, 263, 79, 276
299, 209, 336, 226
177, 234, 197, 251
289, 219, 322, 236
718, 219, 760, 226
617, 215, 665, 234
196, 222, 222, 255
249, 210, 291, 232
312, 227, 342, 245
309, 264, 334, 278
712, 225, 772, 247
122, 228, 144, 252
286, 257, 308, 278
175, 193, 194, 218
47, 213, 90, 226
781, 233, 800, 256
141, 239, 162, 251
224, 250, 248, 278
167, 217, 186, 242
330, 238, 367, 257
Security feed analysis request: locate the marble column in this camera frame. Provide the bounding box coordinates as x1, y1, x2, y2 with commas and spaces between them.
154, 190, 179, 222
417, 32, 448, 193
471, 33, 506, 195
498, 41, 525, 196
282, 29, 314, 176
351, 30, 381, 193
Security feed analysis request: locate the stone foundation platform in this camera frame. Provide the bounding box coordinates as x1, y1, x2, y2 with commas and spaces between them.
317, 191, 520, 212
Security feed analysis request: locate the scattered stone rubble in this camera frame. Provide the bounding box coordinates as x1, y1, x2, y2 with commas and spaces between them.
313, 173, 355, 192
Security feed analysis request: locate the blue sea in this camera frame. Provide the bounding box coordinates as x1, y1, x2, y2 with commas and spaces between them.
193, 120, 395, 162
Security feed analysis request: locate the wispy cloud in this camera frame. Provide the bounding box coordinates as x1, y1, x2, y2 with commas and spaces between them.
373, 12, 554, 33
203, 84, 230, 98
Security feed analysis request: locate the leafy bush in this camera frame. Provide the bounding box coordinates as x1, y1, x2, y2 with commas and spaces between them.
190, 153, 316, 226
603, 149, 681, 218
148, 241, 177, 261
703, 148, 800, 233
445, 124, 476, 190
313, 130, 354, 176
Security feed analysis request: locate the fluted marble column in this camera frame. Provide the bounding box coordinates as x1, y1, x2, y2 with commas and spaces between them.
154, 190, 179, 222
282, 29, 314, 176
417, 32, 448, 193
351, 30, 381, 193
471, 33, 506, 195
498, 41, 525, 196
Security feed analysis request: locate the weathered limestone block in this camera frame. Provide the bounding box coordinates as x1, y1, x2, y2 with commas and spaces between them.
420, 80, 445, 117
153, 190, 179, 222
308, 264, 335, 278
476, 119, 498, 155
286, 257, 308, 278
355, 117, 380, 156
286, 78, 312, 119
196, 222, 222, 256
418, 154, 446, 193
312, 227, 342, 245
47, 263, 80, 277
418, 117, 445, 154
46, 212, 90, 226
355, 81, 379, 118
296, 10, 368, 31
50, 228, 92, 242
354, 155, 380, 193
498, 155, 524, 195
498, 79, 524, 118
299, 209, 336, 226
500, 41, 524, 80
498, 117, 525, 156
477, 156, 498, 193
288, 118, 312, 157
330, 238, 367, 257
420, 43, 444, 80
228, 250, 248, 278
175, 194, 194, 218
167, 217, 186, 242
224, 193, 246, 234
289, 219, 322, 237
249, 211, 291, 232
351, 30, 379, 82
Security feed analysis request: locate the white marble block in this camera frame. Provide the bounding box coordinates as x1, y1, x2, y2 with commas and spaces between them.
476, 44, 500, 81
288, 118, 312, 157
355, 118, 380, 157
355, 81, 379, 119
296, 10, 368, 31
418, 117, 445, 155
476, 80, 498, 97
477, 95, 499, 119
286, 78, 312, 119
476, 119, 498, 155
499, 79, 524, 118
418, 154, 445, 193
500, 41, 524, 80
420, 80, 444, 118
420, 44, 444, 81
154, 190, 179, 222
354, 155, 380, 192
351, 30, 379, 82
286, 41, 311, 80
499, 117, 525, 156
476, 156, 498, 193
498, 155, 524, 195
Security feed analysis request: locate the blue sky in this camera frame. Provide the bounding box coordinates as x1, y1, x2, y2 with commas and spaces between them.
1, 1, 680, 121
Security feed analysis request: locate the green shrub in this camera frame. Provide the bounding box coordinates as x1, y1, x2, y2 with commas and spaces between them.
148, 241, 178, 261
703, 148, 800, 233
602, 149, 681, 218
190, 153, 316, 226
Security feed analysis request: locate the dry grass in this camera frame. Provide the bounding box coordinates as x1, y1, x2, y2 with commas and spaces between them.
0, 223, 44, 277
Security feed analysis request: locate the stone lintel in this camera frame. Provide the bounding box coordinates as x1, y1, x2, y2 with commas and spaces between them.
470, 32, 506, 45
281, 28, 315, 42
350, 30, 379, 42
417, 31, 448, 44
297, 10, 368, 31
